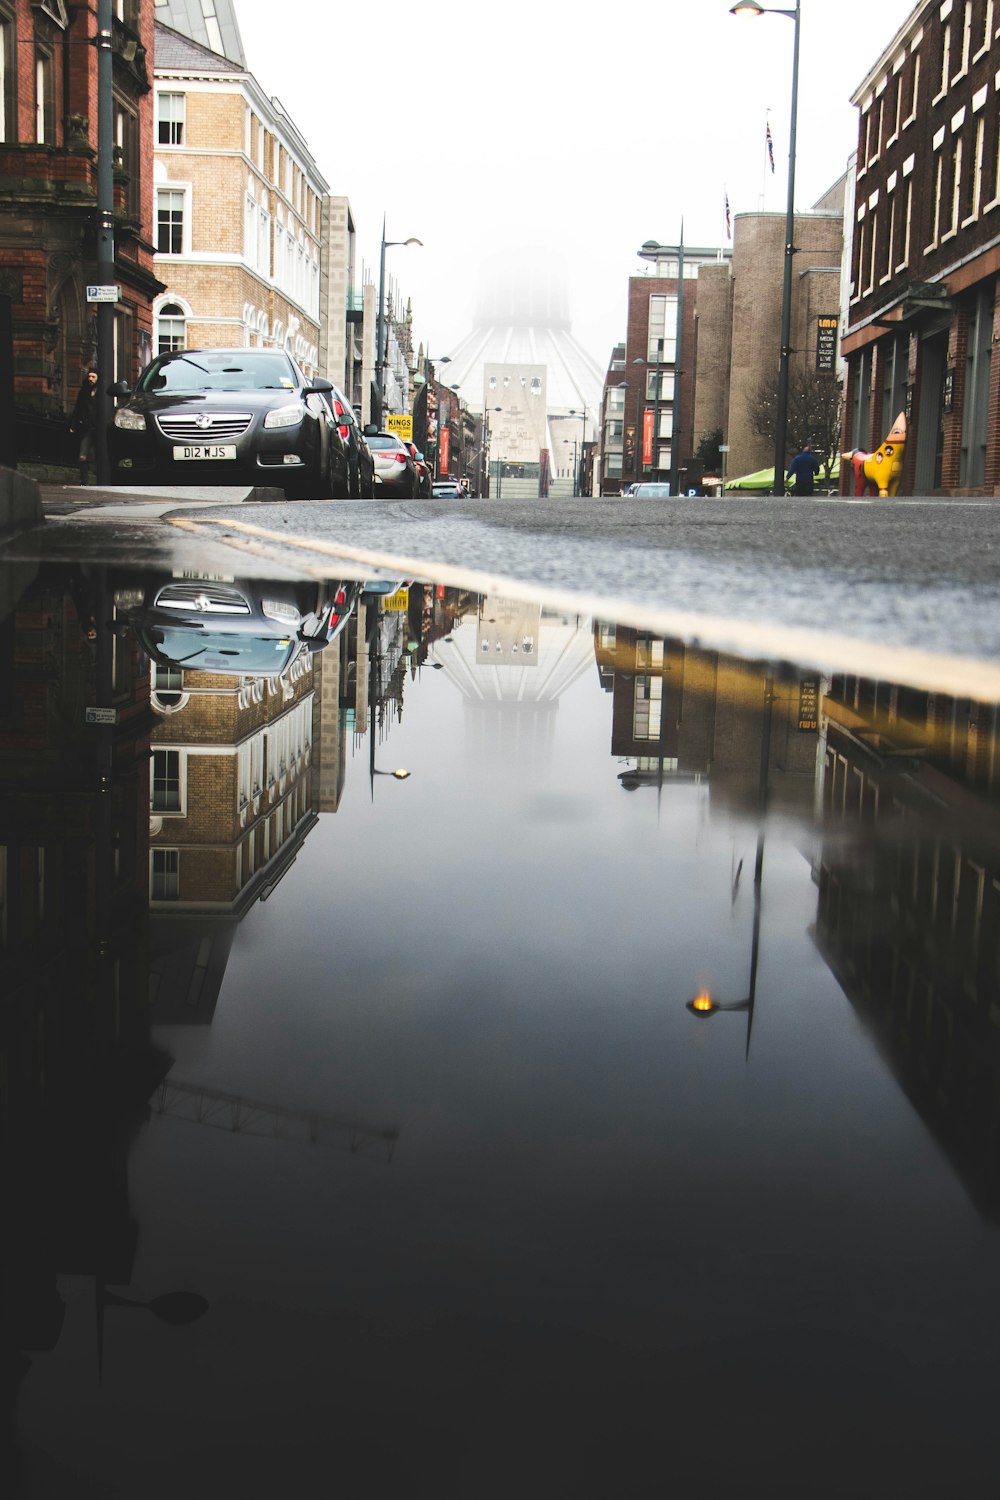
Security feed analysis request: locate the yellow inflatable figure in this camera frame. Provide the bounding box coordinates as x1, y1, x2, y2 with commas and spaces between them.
843, 412, 907, 497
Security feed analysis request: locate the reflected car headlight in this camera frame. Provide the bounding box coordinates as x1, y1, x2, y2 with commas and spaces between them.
263, 404, 305, 429
114, 408, 146, 431
261, 599, 301, 624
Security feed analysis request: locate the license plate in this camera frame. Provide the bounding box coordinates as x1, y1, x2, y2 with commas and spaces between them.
172, 444, 237, 461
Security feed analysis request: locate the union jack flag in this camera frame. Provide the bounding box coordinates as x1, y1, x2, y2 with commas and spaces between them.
725, 193, 731, 240
766, 121, 775, 173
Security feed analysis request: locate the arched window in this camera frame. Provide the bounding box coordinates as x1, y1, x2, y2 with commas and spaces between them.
156, 302, 186, 354
257, 310, 269, 344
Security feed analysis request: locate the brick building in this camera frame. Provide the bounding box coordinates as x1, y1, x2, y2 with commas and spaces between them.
725, 210, 843, 480
152, 22, 325, 373
0, 0, 161, 436
599, 244, 727, 495
843, 0, 1000, 494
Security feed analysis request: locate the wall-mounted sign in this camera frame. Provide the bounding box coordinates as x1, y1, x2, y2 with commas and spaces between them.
86, 284, 120, 303
943, 367, 955, 414
816, 316, 838, 371
386, 413, 412, 440
440, 425, 450, 470
797, 679, 819, 733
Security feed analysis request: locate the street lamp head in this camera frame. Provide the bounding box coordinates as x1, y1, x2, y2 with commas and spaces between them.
730, 1, 765, 14
686, 991, 721, 1017
403, 236, 423, 247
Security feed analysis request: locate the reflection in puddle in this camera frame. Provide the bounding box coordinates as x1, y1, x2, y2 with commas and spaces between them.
3, 562, 1000, 1493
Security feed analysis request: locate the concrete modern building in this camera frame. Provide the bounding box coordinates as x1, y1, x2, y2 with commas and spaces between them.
152, 20, 326, 374
842, 0, 1000, 495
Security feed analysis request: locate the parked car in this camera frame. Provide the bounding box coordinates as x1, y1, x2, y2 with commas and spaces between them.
405, 442, 432, 495
323, 385, 375, 498
108, 347, 350, 500
366, 432, 418, 496
431, 479, 464, 498
631, 482, 673, 498
113, 573, 358, 676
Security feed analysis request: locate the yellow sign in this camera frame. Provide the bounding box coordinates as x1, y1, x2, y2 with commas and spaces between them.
381, 589, 409, 612
386, 413, 413, 440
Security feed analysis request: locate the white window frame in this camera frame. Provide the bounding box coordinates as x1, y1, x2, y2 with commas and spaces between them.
155, 184, 190, 255
156, 90, 185, 146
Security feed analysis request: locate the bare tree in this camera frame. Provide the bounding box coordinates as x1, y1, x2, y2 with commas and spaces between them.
747, 369, 844, 480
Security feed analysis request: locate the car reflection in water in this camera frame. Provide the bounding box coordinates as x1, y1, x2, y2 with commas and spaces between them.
114, 575, 359, 676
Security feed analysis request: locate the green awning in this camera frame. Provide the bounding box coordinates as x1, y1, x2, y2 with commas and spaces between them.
725, 456, 840, 492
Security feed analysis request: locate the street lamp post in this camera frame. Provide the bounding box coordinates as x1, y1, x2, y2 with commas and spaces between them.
375, 217, 421, 424
730, 0, 801, 496
95, 0, 115, 485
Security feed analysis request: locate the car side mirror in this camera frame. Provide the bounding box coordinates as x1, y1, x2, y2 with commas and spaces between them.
108, 379, 130, 397
306, 377, 333, 394
302, 636, 328, 653
363, 423, 378, 435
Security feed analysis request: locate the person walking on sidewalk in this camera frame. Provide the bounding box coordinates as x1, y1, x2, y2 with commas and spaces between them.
785, 443, 821, 497
69, 368, 98, 485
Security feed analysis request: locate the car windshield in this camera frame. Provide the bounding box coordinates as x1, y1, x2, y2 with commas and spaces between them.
367, 436, 404, 451
137, 627, 298, 674
137, 352, 299, 395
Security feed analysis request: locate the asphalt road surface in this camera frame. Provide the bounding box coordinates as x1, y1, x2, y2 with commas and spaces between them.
27, 486, 1000, 698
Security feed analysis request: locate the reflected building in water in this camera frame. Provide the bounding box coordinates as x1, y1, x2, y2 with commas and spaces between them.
593, 622, 818, 809
817, 674, 1000, 1216
0, 567, 166, 1442
147, 631, 317, 1025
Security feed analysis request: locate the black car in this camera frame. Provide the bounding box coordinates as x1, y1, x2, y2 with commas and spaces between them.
108, 347, 350, 500
114, 574, 359, 677
323, 385, 375, 497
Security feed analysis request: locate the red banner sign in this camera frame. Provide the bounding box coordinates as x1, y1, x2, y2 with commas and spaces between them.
642, 409, 654, 467
440, 426, 450, 471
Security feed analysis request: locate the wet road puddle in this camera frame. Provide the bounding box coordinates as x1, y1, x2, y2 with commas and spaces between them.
3, 560, 999, 1495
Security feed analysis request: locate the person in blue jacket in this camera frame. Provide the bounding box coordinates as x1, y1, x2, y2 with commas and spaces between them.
786, 443, 821, 496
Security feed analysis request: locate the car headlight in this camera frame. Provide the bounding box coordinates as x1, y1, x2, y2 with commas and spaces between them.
114, 408, 146, 431
261, 598, 301, 624
263, 404, 304, 429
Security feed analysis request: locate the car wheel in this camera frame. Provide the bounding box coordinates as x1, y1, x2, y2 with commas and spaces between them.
362, 467, 375, 498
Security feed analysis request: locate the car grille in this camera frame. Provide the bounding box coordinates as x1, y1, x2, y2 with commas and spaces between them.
156, 412, 253, 441
154, 583, 251, 615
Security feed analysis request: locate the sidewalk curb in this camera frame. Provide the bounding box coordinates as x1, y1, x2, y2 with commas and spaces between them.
0, 466, 43, 538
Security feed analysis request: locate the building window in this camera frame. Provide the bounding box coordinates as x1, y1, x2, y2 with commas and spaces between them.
157, 91, 184, 145
647, 297, 677, 364
897, 179, 913, 269
35, 47, 54, 143
156, 302, 186, 353
851, 216, 866, 300
943, 136, 963, 238
115, 98, 139, 218
0, 9, 15, 143
975, 0, 994, 57
850, 347, 873, 450
953, 0, 972, 80
152, 749, 181, 812
903, 55, 920, 126
880, 334, 908, 436
926, 154, 944, 250
633, 675, 662, 740
151, 848, 179, 900
960, 285, 994, 485
156, 189, 184, 253
964, 116, 985, 225
937, 21, 951, 99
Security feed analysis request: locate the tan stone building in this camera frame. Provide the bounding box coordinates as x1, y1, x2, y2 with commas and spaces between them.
151, 23, 326, 374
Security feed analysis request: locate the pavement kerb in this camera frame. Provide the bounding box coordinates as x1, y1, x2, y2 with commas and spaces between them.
166, 512, 1000, 703
0, 466, 43, 538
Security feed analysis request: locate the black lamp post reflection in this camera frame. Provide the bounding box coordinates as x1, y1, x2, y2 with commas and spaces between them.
686, 675, 773, 1057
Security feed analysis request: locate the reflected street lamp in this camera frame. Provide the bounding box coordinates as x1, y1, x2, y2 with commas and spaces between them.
730, 0, 801, 496
376, 218, 422, 423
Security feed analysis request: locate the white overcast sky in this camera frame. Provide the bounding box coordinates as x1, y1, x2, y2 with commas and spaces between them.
232, 0, 913, 370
